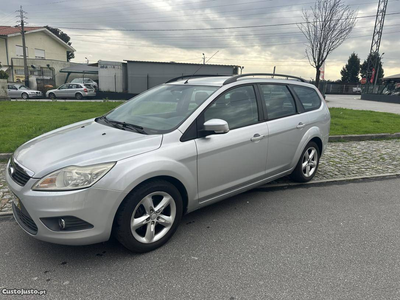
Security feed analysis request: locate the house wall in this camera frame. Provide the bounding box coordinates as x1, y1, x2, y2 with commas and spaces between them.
0, 38, 8, 66
126, 62, 238, 94
7, 31, 68, 62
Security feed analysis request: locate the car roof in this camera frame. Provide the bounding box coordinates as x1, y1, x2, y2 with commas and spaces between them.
167, 76, 316, 89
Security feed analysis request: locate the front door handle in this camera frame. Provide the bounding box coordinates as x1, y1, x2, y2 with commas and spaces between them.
251, 133, 265, 142
296, 122, 306, 129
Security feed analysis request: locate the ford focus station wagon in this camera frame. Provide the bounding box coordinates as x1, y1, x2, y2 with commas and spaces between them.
6, 73, 330, 253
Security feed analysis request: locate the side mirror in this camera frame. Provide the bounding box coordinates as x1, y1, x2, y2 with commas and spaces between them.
203, 119, 229, 135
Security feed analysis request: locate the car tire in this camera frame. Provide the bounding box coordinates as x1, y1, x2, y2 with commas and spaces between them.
21, 92, 29, 100
290, 141, 320, 183
114, 180, 183, 253
75, 93, 83, 100
49, 93, 56, 100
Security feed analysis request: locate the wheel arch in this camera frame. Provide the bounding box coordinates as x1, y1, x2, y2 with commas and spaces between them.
112, 175, 189, 229
291, 127, 324, 169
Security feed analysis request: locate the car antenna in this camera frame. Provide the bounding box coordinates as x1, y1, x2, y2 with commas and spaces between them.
184, 50, 220, 84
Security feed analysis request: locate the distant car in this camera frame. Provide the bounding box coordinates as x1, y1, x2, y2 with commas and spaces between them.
46, 83, 96, 100
352, 86, 361, 93
71, 78, 98, 90
7, 84, 43, 99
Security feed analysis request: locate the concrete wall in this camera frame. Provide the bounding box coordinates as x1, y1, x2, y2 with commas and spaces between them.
127, 61, 238, 94
98, 60, 126, 92
0, 79, 8, 99
7, 31, 68, 61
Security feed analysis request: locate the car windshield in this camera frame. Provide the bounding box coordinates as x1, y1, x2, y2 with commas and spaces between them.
102, 84, 218, 133
18, 85, 29, 90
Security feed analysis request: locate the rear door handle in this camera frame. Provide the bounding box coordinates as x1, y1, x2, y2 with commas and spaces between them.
296, 122, 306, 129
251, 134, 265, 142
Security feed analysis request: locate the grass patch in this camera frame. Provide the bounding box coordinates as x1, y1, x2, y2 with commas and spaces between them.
0, 102, 400, 153
329, 108, 400, 136
0, 101, 121, 153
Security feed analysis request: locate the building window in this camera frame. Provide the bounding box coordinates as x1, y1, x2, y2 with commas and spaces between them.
34, 49, 45, 59
16, 45, 28, 57
15, 69, 25, 75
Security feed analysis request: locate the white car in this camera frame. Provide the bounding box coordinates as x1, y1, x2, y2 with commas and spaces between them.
7, 83, 43, 99
7, 73, 330, 253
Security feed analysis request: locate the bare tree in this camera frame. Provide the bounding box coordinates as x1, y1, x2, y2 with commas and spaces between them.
298, 0, 357, 88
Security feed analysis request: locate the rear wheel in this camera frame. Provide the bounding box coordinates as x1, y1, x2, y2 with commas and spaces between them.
114, 180, 183, 253
290, 141, 320, 182
21, 92, 29, 100
49, 93, 56, 100
75, 93, 83, 100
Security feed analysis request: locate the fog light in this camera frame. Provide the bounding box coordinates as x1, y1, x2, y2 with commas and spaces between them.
59, 218, 66, 230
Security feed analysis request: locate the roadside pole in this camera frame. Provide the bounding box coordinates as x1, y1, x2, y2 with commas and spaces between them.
17, 6, 29, 87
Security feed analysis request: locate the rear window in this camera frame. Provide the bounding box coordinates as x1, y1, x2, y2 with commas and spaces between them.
292, 86, 321, 112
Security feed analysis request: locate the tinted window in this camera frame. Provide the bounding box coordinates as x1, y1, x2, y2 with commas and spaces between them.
260, 85, 296, 120
292, 86, 321, 112
204, 85, 258, 130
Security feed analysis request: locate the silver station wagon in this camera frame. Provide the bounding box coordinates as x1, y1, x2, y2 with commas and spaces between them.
6, 73, 330, 253
46, 83, 96, 100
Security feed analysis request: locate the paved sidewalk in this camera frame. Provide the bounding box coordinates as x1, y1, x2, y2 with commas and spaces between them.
326, 95, 400, 115
1, 139, 400, 213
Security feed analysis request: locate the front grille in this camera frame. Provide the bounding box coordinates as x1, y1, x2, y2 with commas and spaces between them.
9, 158, 31, 186
13, 202, 38, 235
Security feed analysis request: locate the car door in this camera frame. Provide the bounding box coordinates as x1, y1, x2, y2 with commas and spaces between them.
258, 84, 308, 176
7, 85, 18, 98
65, 84, 76, 98
56, 84, 68, 98
195, 85, 268, 203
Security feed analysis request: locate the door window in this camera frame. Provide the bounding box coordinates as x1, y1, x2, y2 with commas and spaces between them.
260, 85, 296, 120
292, 86, 321, 112
204, 85, 259, 130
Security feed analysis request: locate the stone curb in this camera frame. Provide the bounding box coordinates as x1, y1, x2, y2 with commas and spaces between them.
1, 133, 399, 160
328, 132, 400, 142
257, 173, 400, 190
1, 173, 399, 217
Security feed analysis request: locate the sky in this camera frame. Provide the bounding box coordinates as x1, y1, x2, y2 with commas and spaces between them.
1, 0, 399, 80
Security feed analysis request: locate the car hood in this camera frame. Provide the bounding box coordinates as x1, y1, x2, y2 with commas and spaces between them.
13, 119, 162, 178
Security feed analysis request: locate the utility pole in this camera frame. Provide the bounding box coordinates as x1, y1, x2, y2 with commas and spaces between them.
365, 0, 388, 93
16, 5, 29, 87
202, 53, 205, 65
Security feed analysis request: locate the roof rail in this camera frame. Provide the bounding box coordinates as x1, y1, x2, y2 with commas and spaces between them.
165, 74, 230, 83
223, 73, 306, 85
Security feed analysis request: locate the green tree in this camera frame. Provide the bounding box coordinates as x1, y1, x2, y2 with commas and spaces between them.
0, 70, 9, 80
360, 52, 384, 83
45, 26, 75, 61
340, 52, 360, 84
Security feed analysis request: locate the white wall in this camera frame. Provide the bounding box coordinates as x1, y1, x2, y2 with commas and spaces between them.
7, 31, 69, 62
98, 61, 125, 92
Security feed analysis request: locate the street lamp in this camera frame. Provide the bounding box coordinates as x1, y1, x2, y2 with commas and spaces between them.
239, 66, 244, 74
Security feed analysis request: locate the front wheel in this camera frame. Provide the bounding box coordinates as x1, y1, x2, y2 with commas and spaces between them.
114, 180, 183, 253
21, 92, 29, 100
290, 141, 320, 182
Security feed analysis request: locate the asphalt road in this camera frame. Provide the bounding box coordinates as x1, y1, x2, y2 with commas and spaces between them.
326, 94, 400, 114
1, 178, 400, 300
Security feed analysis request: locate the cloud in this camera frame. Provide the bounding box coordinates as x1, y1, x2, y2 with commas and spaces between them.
2, 0, 399, 79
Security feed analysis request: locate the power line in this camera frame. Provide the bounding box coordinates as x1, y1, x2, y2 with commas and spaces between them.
55, 12, 400, 32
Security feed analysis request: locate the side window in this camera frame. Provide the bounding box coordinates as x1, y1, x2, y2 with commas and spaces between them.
292, 86, 321, 112
204, 85, 258, 130
260, 85, 296, 120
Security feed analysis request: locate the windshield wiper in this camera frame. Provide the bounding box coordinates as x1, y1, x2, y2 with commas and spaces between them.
96, 116, 147, 134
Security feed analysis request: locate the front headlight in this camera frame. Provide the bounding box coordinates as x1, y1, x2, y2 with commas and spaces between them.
32, 162, 115, 191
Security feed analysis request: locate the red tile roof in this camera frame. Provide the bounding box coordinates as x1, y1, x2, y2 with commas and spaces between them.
0, 26, 43, 36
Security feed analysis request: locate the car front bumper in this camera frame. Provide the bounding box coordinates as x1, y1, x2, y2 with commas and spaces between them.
5, 163, 122, 246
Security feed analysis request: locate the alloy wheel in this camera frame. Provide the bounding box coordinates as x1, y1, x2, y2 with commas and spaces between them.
302, 146, 318, 178
130, 191, 176, 244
